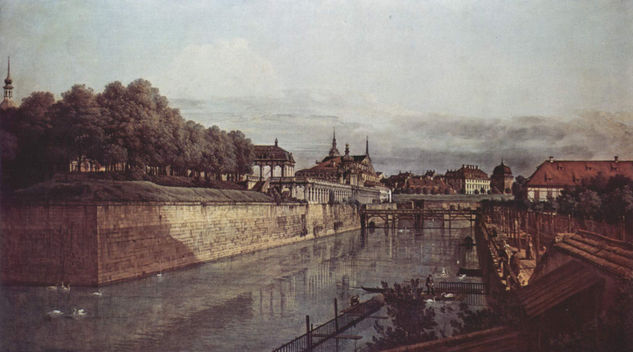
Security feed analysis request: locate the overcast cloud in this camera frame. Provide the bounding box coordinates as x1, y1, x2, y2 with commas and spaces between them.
1, 0, 632, 176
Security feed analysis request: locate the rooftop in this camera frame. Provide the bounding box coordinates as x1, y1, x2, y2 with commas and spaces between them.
516, 260, 603, 319
382, 326, 526, 352
527, 157, 633, 187
553, 230, 633, 280
253, 141, 295, 163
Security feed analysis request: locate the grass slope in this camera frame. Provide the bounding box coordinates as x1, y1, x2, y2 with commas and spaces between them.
11, 180, 273, 203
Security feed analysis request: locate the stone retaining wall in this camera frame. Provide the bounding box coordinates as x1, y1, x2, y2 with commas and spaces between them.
1, 202, 360, 286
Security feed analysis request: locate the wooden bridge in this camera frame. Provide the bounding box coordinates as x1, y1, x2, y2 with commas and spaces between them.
360, 206, 478, 231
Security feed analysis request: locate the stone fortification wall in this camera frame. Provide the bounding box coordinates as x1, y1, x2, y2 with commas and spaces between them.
1, 205, 100, 285
1, 202, 360, 286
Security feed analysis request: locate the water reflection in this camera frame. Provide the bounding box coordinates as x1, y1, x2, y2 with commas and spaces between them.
0, 222, 479, 351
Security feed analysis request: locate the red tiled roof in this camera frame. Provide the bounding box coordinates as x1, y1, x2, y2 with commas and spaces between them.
297, 156, 342, 173
382, 326, 526, 352
527, 159, 633, 187
516, 261, 603, 319
554, 230, 633, 280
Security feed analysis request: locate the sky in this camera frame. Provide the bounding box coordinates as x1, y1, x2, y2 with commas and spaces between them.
1, 0, 633, 176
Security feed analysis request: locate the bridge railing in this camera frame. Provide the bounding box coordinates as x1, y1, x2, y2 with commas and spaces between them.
436, 281, 488, 295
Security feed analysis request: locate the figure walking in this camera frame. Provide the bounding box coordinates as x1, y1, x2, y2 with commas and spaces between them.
425, 274, 435, 295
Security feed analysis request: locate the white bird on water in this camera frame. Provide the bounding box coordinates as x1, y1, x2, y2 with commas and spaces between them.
91, 291, 102, 296
46, 309, 64, 319
61, 282, 71, 293
458, 274, 467, 280
70, 308, 87, 319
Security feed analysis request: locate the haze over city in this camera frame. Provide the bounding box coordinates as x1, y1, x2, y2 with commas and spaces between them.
1, 0, 632, 175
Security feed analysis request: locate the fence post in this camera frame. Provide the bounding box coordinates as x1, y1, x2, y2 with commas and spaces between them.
535, 219, 541, 264
306, 315, 312, 352
334, 298, 339, 333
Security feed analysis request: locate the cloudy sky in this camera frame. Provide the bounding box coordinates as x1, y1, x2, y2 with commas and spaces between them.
1, 0, 632, 176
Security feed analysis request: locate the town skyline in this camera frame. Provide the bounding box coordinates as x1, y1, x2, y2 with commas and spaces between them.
2, 1, 632, 176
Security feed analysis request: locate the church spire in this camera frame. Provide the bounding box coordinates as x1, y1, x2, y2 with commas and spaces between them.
365, 136, 369, 157
5, 56, 10, 82
1, 56, 16, 110
328, 127, 340, 157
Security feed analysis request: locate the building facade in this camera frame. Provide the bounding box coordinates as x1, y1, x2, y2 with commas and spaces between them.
445, 164, 491, 194
270, 132, 388, 204
250, 138, 295, 181
296, 132, 380, 187
526, 156, 633, 202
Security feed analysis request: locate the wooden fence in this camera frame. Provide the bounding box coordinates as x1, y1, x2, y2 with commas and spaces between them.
484, 205, 632, 245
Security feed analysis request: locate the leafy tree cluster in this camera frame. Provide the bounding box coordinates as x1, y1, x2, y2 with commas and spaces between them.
366, 278, 525, 351
366, 279, 439, 351
555, 175, 633, 223
0, 79, 254, 189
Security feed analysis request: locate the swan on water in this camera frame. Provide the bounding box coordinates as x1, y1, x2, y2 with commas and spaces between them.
442, 293, 455, 298
46, 309, 64, 319
458, 274, 467, 280
70, 308, 87, 318
91, 291, 102, 296
61, 282, 71, 293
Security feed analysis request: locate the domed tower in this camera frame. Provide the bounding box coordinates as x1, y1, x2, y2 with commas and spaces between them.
1, 57, 16, 110
491, 161, 513, 194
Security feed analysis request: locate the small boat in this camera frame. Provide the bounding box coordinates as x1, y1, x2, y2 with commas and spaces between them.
361, 286, 386, 293
457, 268, 482, 277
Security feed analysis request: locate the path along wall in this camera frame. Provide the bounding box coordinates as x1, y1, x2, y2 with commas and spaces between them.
1, 202, 360, 286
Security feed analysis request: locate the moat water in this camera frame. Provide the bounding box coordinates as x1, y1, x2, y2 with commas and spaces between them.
0, 221, 480, 352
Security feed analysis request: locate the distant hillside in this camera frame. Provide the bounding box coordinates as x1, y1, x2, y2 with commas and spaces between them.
7, 180, 273, 203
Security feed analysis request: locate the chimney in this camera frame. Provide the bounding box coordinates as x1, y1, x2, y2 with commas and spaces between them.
614, 155, 619, 162
548, 156, 554, 163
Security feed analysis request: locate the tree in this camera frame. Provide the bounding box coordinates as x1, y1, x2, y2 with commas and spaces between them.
51, 85, 104, 171
229, 130, 254, 180
1, 78, 255, 189
577, 190, 602, 220
367, 280, 439, 351
512, 175, 528, 200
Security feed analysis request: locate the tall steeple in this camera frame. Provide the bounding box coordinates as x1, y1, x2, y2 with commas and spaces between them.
328, 128, 340, 157
1, 56, 16, 110
365, 136, 369, 157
